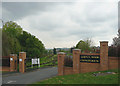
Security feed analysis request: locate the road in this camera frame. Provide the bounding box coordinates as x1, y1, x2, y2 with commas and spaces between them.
2, 67, 58, 84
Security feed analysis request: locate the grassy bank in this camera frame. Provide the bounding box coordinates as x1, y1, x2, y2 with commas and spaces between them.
40, 54, 57, 67
31, 69, 118, 84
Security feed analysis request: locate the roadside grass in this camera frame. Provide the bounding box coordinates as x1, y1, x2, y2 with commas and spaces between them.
30, 69, 118, 85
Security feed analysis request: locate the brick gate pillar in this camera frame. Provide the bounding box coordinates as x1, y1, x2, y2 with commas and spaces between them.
10, 54, 17, 72
73, 49, 81, 74
19, 52, 26, 73
100, 41, 108, 71
58, 52, 66, 76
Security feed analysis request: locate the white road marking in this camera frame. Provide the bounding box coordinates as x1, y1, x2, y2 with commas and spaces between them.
7, 80, 16, 83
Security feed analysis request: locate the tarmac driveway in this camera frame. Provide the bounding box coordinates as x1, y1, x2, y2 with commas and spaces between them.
2, 67, 58, 84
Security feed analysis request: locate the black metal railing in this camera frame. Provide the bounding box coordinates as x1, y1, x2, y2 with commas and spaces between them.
108, 46, 119, 57
1, 56, 10, 67
64, 55, 73, 67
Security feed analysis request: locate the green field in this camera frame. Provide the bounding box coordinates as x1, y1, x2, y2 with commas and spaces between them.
39, 54, 57, 67
30, 69, 118, 84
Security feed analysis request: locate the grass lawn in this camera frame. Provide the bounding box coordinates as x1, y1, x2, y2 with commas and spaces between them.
31, 69, 118, 84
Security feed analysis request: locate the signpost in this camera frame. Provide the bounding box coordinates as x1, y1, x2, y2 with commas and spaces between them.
80, 55, 100, 63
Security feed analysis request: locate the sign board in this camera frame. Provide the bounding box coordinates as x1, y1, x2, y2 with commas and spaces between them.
38, 58, 40, 67
80, 55, 100, 63
10, 58, 13, 61
37, 58, 40, 64
32, 58, 40, 65
19, 59, 22, 62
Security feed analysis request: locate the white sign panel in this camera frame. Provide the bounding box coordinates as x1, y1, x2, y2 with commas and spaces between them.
32, 58, 38, 64
38, 58, 40, 64
10, 58, 13, 61
19, 59, 22, 62
32, 58, 40, 67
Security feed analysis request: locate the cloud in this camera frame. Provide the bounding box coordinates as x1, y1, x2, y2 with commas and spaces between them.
2, 2, 60, 21
2, 2, 118, 48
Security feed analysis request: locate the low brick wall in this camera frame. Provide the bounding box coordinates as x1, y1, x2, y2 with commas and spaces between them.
80, 53, 100, 73
63, 67, 73, 75
0, 66, 10, 71
62, 57, 119, 75
80, 63, 100, 73
108, 57, 119, 70
58, 42, 119, 76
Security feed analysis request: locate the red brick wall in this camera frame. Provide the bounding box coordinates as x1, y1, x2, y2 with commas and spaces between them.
62, 57, 119, 75
80, 53, 100, 73
80, 63, 100, 73
108, 57, 119, 69
63, 67, 73, 75
58, 52, 66, 75
0, 66, 10, 71
100, 41, 109, 71
58, 41, 119, 76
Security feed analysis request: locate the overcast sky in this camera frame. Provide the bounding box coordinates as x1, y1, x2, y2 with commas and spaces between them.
1, 0, 119, 49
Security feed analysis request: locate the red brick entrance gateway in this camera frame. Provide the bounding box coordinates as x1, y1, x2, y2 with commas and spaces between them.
58, 41, 119, 75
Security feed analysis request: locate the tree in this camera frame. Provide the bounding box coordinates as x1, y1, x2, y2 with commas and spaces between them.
70, 47, 75, 53
2, 21, 45, 57
76, 39, 93, 52
110, 29, 120, 57
53, 48, 56, 54
18, 32, 45, 57
2, 31, 10, 56
113, 29, 120, 47
3, 21, 23, 38
2, 21, 22, 55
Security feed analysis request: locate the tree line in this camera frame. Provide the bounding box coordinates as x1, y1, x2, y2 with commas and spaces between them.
2, 21, 46, 57
75, 29, 120, 57
2, 21, 119, 57
109, 29, 120, 57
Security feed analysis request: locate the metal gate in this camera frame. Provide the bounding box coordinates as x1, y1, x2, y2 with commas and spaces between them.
2, 56, 10, 67
64, 55, 73, 67
25, 57, 40, 72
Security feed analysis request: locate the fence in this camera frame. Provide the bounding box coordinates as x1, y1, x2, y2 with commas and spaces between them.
64, 55, 73, 67
1, 56, 10, 67
108, 46, 119, 57
0, 56, 10, 71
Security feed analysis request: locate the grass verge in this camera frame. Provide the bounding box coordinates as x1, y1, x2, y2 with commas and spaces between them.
30, 69, 118, 85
